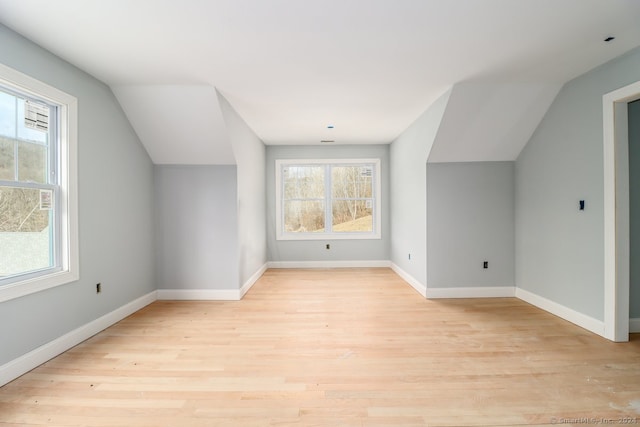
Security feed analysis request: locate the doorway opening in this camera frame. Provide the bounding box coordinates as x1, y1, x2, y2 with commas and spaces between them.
603, 80, 640, 342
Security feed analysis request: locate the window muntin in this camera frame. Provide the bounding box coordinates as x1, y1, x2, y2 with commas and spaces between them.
0, 63, 78, 303
276, 159, 381, 240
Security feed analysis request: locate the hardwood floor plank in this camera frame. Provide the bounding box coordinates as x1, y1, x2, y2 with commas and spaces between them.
1, 268, 639, 426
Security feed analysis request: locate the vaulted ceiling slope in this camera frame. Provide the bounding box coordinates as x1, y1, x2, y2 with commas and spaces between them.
112, 85, 235, 165
428, 82, 563, 163
0, 1, 639, 164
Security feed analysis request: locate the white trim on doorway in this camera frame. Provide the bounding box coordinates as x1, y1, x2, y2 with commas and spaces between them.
603, 80, 640, 342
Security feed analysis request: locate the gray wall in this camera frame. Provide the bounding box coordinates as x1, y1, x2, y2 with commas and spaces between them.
427, 162, 515, 288
515, 47, 640, 321
390, 90, 451, 285
266, 145, 390, 262
0, 24, 155, 365
154, 166, 238, 290
217, 92, 267, 285
630, 99, 640, 318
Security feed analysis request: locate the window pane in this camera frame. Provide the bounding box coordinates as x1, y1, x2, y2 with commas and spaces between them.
331, 166, 373, 199
0, 137, 14, 180
332, 200, 373, 232
18, 141, 47, 184
0, 91, 16, 139
17, 99, 48, 144
276, 159, 379, 240
284, 200, 324, 232
283, 166, 324, 199
0, 186, 53, 278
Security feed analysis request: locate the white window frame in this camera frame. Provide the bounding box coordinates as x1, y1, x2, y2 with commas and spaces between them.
0, 63, 79, 303
275, 158, 381, 240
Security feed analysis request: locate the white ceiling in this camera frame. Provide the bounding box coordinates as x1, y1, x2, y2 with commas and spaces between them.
112, 85, 236, 164
428, 82, 563, 163
0, 0, 639, 161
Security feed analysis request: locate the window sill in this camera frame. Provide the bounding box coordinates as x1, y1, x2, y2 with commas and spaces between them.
276, 232, 381, 241
0, 270, 79, 303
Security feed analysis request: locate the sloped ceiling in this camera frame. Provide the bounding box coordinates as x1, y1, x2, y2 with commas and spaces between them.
112, 85, 234, 165
0, 0, 639, 164
428, 82, 563, 163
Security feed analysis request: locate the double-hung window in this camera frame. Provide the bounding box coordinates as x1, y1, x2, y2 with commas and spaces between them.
275, 159, 381, 240
0, 64, 78, 302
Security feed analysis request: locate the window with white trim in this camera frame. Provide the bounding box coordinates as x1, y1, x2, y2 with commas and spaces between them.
0, 64, 78, 302
276, 159, 381, 240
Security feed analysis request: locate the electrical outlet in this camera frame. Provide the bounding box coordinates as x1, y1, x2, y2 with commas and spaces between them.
96, 283, 101, 293
326, 243, 330, 250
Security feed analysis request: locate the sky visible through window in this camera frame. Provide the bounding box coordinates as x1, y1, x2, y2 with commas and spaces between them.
0, 90, 48, 143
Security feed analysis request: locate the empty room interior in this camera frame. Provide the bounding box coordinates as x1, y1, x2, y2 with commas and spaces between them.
1, 1, 640, 425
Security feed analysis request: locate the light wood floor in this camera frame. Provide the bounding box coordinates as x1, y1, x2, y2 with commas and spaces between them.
1, 268, 639, 426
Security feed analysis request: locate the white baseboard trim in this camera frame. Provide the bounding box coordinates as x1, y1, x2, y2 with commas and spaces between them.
0, 290, 157, 387
157, 264, 268, 302
240, 263, 268, 298
630, 318, 640, 333
515, 288, 605, 337
390, 263, 427, 298
426, 286, 516, 299
157, 289, 241, 301
267, 260, 391, 269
